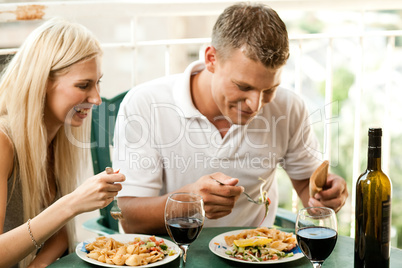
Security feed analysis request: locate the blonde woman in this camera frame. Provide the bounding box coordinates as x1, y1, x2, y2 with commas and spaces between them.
0, 18, 125, 267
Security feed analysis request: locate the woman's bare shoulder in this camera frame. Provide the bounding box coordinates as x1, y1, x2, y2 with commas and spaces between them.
0, 130, 14, 179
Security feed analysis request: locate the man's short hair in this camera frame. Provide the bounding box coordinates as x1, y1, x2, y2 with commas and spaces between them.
211, 3, 289, 68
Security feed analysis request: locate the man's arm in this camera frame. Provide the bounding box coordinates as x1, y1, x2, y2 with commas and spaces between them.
118, 195, 166, 234
290, 178, 310, 208
118, 173, 243, 234
291, 173, 348, 213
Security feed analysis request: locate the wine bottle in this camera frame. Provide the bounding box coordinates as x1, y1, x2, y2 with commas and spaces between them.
354, 128, 392, 268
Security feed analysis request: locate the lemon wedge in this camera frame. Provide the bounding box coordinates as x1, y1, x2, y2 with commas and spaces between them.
233, 237, 272, 247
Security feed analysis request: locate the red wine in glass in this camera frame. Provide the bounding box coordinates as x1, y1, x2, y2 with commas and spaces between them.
166, 217, 203, 245
165, 192, 205, 267
297, 226, 338, 262
296, 207, 337, 268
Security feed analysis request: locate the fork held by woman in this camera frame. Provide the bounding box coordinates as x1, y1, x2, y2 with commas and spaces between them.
106, 167, 124, 220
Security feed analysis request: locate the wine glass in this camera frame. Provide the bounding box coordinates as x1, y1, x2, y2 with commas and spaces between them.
165, 192, 205, 267
296, 207, 338, 268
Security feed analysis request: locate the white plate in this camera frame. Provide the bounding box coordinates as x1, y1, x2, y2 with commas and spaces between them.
209, 229, 304, 264
76, 234, 180, 267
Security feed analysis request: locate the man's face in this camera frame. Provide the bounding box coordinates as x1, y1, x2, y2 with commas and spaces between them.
207, 48, 283, 125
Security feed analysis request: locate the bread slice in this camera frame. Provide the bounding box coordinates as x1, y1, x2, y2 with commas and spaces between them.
309, 160, 329, 197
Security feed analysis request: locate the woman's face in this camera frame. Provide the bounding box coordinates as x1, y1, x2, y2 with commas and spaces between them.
45, 57, 102, 128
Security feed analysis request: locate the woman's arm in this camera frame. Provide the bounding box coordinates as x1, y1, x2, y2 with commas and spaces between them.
27, 227, 68, 268
0, 129, 126, 267
0, 172, 125, 268
0, 131, 39, 267
0, 189, 76, 267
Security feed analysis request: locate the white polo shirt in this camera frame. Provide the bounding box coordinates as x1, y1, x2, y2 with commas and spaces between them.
113, 61, 322, 227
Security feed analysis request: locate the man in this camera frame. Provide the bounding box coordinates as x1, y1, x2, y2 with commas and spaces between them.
113, 3, 348, 234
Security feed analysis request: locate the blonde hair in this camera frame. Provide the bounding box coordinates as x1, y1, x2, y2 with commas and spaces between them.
0, 18, 102, 266
211, 3, 289, 68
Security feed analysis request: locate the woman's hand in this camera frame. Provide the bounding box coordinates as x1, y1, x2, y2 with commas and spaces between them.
68, 171, 125, 215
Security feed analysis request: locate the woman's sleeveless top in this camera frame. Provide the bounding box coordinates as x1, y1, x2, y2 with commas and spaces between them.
4, 175, 23, 233
4, 175, 23, 268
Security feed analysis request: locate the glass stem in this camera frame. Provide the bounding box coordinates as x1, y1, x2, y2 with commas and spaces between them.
312, 262, 322, 268
179, 245, 189, 267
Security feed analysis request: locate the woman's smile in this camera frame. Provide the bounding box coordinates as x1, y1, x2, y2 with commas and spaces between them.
73, 103, 93, 119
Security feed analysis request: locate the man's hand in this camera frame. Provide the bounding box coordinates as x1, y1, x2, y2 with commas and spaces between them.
308, 173, 348, 213
119, 172, 244, 234
188, 172, 244, 219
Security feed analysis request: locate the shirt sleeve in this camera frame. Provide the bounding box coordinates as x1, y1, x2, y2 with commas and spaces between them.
113, 89, 163, 197
283, 95, 322, 180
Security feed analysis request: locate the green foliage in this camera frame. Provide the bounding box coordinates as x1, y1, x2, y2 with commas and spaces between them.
319, 67, 354, 103
396, 36, 402, 47
298, 13, 324, 34
389, 133, 402, 247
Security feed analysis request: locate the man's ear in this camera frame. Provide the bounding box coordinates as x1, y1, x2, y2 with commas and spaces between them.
205, 46, 217, 73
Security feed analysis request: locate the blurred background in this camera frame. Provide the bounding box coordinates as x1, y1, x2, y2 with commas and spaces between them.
1, 0, 402, 248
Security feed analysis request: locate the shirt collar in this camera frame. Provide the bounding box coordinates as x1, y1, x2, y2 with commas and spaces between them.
173, 60, 206, 118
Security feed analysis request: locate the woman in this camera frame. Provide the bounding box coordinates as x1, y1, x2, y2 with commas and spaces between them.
0, 18, 125, 267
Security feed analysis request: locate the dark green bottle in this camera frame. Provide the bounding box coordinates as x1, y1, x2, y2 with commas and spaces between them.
355, 128, 392, 267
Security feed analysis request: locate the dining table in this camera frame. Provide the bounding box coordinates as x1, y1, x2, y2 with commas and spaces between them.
48, 226, 402, 267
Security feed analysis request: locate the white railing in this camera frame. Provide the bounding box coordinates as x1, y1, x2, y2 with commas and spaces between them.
1, 0, 402, 238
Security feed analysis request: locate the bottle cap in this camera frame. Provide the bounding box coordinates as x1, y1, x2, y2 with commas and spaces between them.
368, 128, 382, 148
368, 128, 382, 136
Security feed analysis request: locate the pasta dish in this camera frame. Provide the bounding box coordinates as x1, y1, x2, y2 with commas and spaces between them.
85, 236, 176, 266
224, 227, 297, 262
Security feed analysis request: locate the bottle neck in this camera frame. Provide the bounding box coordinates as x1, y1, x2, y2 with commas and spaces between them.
367, 147, 381, 170
367, 132, 382, 170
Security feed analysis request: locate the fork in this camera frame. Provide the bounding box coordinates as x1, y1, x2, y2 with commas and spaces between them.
210, 177, 262, 205
242, 191, 262, 204
106, 167, 124, 220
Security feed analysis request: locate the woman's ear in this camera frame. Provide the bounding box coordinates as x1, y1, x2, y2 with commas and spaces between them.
46, 79, 54, 94
205, 46, 217, 73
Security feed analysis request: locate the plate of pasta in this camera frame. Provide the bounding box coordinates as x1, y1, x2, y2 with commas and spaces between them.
209, 227, 304, 264
76, 234, 180, 267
